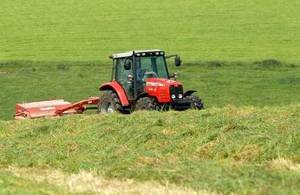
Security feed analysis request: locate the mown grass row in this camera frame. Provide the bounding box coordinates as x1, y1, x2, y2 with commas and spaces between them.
1, 105, 299, 194
0, 170, 68, 195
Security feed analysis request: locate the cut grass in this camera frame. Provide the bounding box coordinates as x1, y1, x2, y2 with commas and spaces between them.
2, 166, 205, 195
0, 170, 68, 195
1, 105, 299, 194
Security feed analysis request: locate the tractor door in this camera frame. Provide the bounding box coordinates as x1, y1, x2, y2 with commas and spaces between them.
115, 57, 134, 100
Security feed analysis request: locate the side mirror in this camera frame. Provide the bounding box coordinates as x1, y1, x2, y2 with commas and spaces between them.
124, 60, 132, 70
175, 56, 182, 66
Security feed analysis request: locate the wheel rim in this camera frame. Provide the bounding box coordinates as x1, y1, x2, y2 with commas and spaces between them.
107, 103, 114, 113
101, 102, 114, 113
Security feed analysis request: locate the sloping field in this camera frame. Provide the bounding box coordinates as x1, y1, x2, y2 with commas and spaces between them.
1, 105, 299, 194
0, 0, 300, 62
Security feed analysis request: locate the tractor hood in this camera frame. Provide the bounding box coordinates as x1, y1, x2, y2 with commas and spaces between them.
145, 78, 182, 87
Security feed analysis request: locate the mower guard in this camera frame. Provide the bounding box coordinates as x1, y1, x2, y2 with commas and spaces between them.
15, 97, 99, 120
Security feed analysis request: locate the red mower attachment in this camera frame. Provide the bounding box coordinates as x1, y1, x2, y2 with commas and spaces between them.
15, 97, 100, 120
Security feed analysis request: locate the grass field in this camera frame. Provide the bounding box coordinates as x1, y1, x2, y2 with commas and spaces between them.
1, 61, 300, 120
1, 0, 300, 194
0, 0, 300, 62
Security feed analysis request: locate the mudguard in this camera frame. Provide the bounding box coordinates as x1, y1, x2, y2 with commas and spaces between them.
183, 90, 197, 97
99, 81, 130, 106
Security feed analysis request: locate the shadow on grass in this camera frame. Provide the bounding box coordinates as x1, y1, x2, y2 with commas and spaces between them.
0, 60, 299, 70
183, 60, 299, 69
0, 60, 106, 68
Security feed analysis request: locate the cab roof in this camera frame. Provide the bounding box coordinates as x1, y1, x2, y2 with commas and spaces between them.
111, 49, 164, 59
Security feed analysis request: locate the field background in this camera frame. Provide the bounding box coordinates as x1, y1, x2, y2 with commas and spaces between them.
0, 0, 300, 194
1, 0, 300, 62
1, 62, 300, 120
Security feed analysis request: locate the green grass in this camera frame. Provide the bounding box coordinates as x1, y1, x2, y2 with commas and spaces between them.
1, 61, 300, 120
0, 0, 300, 62
0, 106, 299, 194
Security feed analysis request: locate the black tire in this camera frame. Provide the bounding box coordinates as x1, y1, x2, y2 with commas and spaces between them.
135, 97, 160, 111
98, 91, 123, 114
188, 95, 204, 110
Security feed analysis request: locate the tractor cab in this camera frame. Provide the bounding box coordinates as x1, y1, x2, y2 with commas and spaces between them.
99, 49, 203, 113
110, 49, 180, 100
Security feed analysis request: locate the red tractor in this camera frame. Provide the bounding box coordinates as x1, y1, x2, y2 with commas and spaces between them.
98, 49, 204, 113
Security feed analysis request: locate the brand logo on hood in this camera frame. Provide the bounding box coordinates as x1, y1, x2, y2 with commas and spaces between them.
146, 82, 165, 87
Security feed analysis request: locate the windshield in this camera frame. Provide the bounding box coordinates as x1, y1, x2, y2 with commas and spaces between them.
135, 56, 169, 80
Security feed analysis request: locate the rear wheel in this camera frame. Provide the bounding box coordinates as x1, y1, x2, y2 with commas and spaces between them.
187, 95, 204, 110
135, 97, 160, 111
98, 91, 124, 113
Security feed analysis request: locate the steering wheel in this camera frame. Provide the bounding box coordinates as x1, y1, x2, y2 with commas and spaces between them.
143, 71, 158, 79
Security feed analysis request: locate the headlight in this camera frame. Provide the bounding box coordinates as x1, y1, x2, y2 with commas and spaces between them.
171, 94, 176, 99
178, 94, 183, 99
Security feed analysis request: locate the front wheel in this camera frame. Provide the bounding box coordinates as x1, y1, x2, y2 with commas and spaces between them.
135, 97, 160, 111
187, 95, 204, 110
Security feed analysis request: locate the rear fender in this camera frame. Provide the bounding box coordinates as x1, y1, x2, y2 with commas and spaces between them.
99, 81, 130, 106
183, 90, 197, 97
